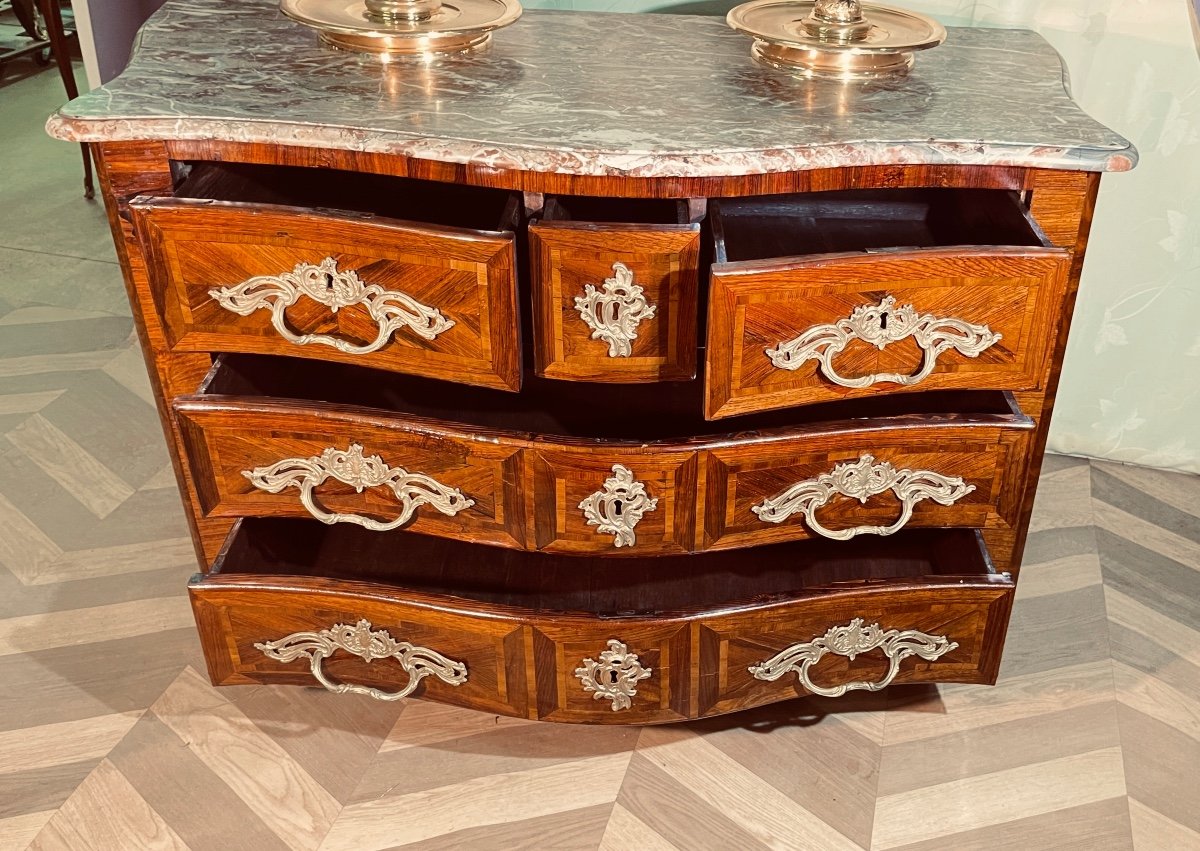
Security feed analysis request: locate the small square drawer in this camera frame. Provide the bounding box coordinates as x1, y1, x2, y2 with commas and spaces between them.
531, 623, 692, 724
529, 196, 701, 383
705, 189, 1071, 419
527, 447, 699, 556
131, 166, 522, 391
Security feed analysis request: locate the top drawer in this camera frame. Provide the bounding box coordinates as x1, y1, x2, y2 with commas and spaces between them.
529, 196, 701, 383
130, 181, 522, 392
704, 189, 1071, 419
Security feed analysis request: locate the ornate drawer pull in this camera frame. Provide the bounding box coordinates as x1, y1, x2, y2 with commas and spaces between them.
751, 454, 974, 541
243, 443, 474, 532
579, 464, 658, 548
574, 262, 657, 357
575, 639, 652, 711
255, 619, 468, 702
765, 296, 1000, 388
210, 256, 454, 355
749, 618, 957, 698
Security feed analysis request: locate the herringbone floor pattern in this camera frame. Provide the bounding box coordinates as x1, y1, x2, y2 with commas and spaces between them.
3, 63, 1198, 851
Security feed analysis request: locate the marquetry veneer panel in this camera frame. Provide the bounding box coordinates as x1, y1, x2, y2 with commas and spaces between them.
131, 197, 522, 391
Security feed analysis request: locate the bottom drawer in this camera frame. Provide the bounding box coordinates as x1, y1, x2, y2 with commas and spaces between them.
190, 519, 1014, 724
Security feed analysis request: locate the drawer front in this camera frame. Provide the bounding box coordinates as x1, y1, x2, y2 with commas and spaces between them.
175, 401, 528, 550
191, 577, 530, 718
530, 222, 700, 382
174, 396, 699, 555
532, 624, 691, 724
132, 198, 521, 391
192, 521, 1009, 723
529, 447, 698, 555
696, 579, 1013, 718
702, 420, 1031, 551
705, 248, 1070, 418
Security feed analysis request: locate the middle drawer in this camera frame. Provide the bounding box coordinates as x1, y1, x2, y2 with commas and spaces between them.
175, 356, 1033, 557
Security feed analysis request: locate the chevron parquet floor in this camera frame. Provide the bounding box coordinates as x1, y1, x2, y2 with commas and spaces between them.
2, 63, 1198, 851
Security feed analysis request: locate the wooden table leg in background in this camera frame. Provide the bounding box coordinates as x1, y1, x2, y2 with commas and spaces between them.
35, 0, 94, 199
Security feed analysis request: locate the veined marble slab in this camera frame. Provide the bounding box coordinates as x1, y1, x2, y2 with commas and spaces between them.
46, 0, 1136, 177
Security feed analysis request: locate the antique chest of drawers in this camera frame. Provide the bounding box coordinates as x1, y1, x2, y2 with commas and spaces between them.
48, 1, 1135, 723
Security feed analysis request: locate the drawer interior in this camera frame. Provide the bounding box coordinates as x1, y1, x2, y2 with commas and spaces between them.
713, 189, 1045, 262
213, 518, 1003, 616
200, 353, 1024, 441
172, 160, 519, 233
541, 194, 691, 225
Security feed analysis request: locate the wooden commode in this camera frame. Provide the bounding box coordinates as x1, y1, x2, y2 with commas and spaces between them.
48, 1, 1136, 723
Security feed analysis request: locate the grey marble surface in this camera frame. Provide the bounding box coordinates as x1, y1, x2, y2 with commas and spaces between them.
47, 0, 1136, 176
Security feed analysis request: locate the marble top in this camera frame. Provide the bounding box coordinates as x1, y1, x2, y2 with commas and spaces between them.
47, 0, 1137, 177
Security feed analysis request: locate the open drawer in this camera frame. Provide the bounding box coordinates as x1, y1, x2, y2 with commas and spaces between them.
131, 162, 522, 391
529, 195, 701, 383
174, 355, 1032, 557
190, 519, 1014, 723
705, 188, 1071, 418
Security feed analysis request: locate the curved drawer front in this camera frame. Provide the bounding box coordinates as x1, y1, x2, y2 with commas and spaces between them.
705, 248, 1069, 419
701, 419, 1033, 551
190, 573, 694, 724
176, 401, 529, 551
175, 393, 1030, 555
529, 448, 697, 555
190, 522, 1013, 724
530, 221, 700, 383
174, 398, 697, 555
696, 581, 1013, 719
131, 198, 521, 391
191, 577, 531, 718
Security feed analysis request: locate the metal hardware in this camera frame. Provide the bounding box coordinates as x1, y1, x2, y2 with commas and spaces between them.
749, 618, 957, 697
574, 262, 657, 358
727, 0, 946, 79
751, 453, 974, 540
243, 443, 474, 532
210, 257, 453, 355
255, 619, 468, 701
574, 639, 652, 711
578, 464, 658, 548
766, 296, 1000, 388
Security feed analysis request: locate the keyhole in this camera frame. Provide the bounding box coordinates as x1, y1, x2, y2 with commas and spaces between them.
879, 311, 889, 330
609, 671, 619, 684
613, 499, 623, 517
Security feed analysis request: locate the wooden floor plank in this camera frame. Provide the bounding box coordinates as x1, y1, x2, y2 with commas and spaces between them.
318, 752, 630, 851
28, 761, 190, 851
150, 668, 341, 851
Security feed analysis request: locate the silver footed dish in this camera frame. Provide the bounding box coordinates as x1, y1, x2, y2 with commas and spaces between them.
727, 0, 945, 79
280, 0, 522, 56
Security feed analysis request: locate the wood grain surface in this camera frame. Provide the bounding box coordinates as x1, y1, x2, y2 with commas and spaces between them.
87, 138, 1100, 725
530, 196, 700, 382
132, 198, 522, 392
